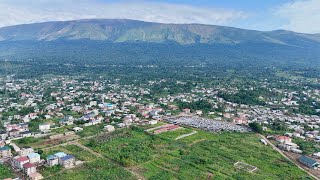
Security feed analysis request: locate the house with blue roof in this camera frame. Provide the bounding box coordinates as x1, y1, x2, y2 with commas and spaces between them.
299, 156, 320, 169
46, 155, 59, 167
59, 155, 75, 168
46, 152, 76, 168
0, 146, 12, 158
54, 152, 67, 158
27, 152, 40, 163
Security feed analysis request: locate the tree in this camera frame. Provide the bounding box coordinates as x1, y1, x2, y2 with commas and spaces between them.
249, 122, 262, 133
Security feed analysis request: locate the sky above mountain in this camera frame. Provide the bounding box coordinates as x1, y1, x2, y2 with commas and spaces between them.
0, 0, 319, 33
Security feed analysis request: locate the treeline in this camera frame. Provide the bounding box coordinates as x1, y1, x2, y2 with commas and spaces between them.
176, 100, 212, 112
218, 90, 265, 106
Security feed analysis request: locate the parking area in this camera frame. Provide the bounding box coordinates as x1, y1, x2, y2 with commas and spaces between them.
165, 116, 250, 132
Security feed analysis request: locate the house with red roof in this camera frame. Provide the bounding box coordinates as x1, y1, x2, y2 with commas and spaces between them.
233, 117, 248, 125
23, 162, 36, 175
276, 135, 292, 144
12, 156, 29, 169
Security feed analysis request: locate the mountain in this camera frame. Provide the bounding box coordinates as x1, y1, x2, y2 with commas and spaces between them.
0, 19, 319, 47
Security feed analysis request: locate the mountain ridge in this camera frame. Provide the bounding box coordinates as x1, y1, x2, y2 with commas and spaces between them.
0, 19, 319, 46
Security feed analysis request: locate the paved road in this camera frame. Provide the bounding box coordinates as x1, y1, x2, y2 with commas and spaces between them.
258, 134, 319, 180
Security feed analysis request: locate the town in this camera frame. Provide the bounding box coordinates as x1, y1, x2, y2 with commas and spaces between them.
0, 74, 320, 179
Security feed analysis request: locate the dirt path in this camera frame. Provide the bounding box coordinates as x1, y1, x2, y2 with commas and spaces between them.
188, 139, 206, 147
175, 131, 197, 140
258, 134, 319, 180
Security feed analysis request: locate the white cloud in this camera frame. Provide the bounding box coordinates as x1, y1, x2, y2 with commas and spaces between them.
0, 0, 247, 27
275, 0, 320, 33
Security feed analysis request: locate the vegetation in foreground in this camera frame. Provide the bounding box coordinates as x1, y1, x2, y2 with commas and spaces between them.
81, 126, 311, 180
40, 144, 134, 180
0, 164, 15, 179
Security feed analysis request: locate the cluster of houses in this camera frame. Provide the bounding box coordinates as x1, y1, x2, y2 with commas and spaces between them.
46, 152, 76, 168
0, 123, 31, 140
10, 148, 43, 180
1, 71, 320, 178
265, 134, 320, 170
1, 138, 78, 180
273, 135, 303, 154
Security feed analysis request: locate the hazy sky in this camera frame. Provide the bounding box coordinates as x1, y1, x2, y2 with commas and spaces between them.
0, 0, 319, 33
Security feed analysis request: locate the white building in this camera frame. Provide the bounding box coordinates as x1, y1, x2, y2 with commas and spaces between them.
19, 147, 34, 157
148, 120, 158, 125
27, 153, 41, 164
104, 125, 115, 132
39, 123, 50, 132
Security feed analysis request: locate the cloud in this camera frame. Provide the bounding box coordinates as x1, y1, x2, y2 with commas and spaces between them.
0, 0, 247, 27
275, 0, 320, 33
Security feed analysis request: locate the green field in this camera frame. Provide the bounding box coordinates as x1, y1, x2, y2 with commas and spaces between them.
32, 125, 312, 180
82, 126, 311, 180
41, 144, 134, 179
0, 164, 15, 179
46, 159, 135, 180
76, 124, 104, 137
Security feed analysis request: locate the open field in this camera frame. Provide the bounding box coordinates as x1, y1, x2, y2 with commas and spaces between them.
76, 124, 105, 137
39, 144, 135, 179
14, 134, 80, 149
46, 159, 135, 180
81, 125, 311, 180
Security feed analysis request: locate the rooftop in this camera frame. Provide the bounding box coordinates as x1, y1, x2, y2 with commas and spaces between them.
60, 155, 75, 161
54, 152, 67, 158
0, 146, 10, 151
299, 156, 319, 165
47, 155, 57, 160
16, 156, 29, 162
23, 162, 36, 168
27, 152, 40, 158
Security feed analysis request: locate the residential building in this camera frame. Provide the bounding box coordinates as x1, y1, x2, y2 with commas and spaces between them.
59, 155, 75, 168
12, 156, 29, 169
21, 131, 32, 137
46, 155, 59, 167
275, 136, 292, 144
54, 152, 67, 163
39, 123, 50, 132
19, 147, 34, 156
27, 153, 41, 164
23, 162, 36, 175
104, 125, 115, 132
299, 156, 320, 169
148, 120, 158, 125
0, 131, 8, 140
0, 146, 12, 158
9, 129, 20, 138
